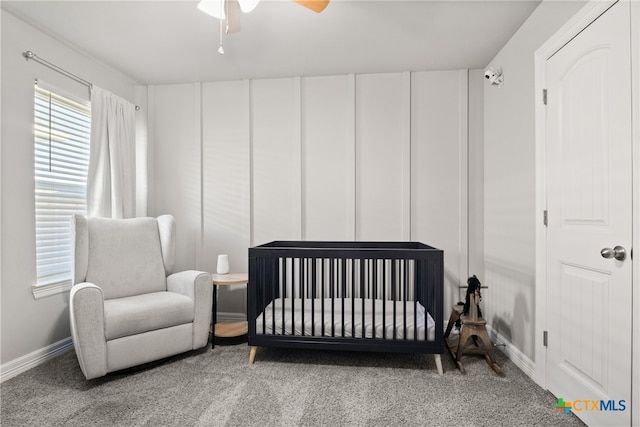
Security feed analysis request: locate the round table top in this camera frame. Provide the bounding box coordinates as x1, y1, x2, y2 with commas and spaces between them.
211, 272, 248, 285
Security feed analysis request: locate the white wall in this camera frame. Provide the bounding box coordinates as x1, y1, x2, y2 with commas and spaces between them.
302, 75, 355, 241
149, 69, 483, 318
632, 4, 640, 425
468, 69, 484, 281
0, 11, 139, 368
483, 0, 587, 363
147, 84, 201, 272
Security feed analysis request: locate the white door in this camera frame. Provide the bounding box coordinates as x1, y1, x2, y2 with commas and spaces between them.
545, 2, 632, 426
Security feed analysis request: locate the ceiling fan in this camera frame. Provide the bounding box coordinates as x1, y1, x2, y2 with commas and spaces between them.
198, 0, 330, 53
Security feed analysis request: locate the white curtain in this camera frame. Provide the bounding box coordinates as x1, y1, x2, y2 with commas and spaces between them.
87, 86, 136, 218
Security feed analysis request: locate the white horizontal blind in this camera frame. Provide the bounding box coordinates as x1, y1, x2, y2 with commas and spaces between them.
34, 84, 91, 286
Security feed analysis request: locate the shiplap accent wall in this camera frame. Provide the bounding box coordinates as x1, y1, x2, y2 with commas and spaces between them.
149, 70, 472, 315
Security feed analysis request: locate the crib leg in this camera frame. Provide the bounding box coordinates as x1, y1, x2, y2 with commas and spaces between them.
249, 346, 257, 364
434, 354, 443, 376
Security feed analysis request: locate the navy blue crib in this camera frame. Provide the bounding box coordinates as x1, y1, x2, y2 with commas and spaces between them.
247, 241, 444, 374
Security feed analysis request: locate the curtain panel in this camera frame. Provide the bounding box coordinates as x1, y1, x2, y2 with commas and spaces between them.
87, 86, 136, 218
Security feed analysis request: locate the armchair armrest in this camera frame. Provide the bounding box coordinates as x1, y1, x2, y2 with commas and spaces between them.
69, 283, 107, 380
167, 270, 213, 349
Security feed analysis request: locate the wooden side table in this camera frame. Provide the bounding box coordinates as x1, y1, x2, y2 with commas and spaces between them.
211, 272, 248, 349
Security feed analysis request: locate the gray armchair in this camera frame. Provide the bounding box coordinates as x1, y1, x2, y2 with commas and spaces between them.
70, 214, 212, 380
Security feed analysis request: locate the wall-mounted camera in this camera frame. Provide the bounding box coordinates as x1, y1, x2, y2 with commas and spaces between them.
484, 67, 503, 87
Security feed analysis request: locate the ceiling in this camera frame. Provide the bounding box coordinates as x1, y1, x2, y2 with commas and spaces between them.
2, 0, 541, 85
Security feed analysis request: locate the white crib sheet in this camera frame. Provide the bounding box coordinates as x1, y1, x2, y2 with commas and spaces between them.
255, 297, 435, 341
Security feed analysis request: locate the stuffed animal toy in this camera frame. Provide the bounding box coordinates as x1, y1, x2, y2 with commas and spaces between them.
462, 275, 483, 318
455, 275, 483, 329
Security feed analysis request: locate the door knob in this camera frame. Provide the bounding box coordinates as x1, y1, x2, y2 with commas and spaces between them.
600, 246, 626, 261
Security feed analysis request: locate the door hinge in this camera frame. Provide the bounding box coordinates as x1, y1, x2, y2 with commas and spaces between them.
543, 89, 548, 105
543, 330, 548, 347
543, 210, 548, 227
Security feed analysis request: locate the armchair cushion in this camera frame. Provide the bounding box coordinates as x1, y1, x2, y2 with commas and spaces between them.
104, 291, 195, 340
85, 217, 167, 299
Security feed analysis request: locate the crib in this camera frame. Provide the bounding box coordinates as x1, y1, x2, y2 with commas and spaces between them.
247, 241, 444, 374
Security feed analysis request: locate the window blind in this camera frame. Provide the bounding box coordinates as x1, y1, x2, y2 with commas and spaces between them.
34, 84, 91, 286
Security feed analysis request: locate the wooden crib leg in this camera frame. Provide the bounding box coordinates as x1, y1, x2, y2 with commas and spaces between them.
249, 346, 257, 364
434, 354, 443, 375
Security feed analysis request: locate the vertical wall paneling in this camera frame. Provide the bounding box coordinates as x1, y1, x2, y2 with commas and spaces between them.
202, 80, 251, 276
249, 80, 255, 247
293, 77, 303, 240
251, 78, 302, 245
402, 72, 412, 240
147, 86, 156, 216
468, 70, 484, 282
347, 75, 356, 239
134, 86, 149, 217
149, 70, 472, 321
194, 83, 203, 270
458, 71, 469, 293
301, 75, 354, 241
355, 73, 407, 241
410, 70, 468, 310
149, 84, 201, 272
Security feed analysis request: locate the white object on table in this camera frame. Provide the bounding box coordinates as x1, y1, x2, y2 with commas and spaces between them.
216, 254, 229, 274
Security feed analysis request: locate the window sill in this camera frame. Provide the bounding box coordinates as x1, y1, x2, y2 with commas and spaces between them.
32, 280, 72, 300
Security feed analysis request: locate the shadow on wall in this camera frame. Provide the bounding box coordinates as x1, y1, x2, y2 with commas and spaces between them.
484, 258, 533, 358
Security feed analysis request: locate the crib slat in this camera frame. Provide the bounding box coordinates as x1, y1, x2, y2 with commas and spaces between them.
372, 258, 376, 340
413, 261, 418, 341
382, 259, 387, 340
360, 258, 365, 339
392, 259, 397, 340
351, 258, 356, 338
301, 257, 305, 336
291, 258, 295, 336
341, 258, 346, 338
320, 258, 326, 336
330, 258, 335, 337
403, 258, 408, 340
271, 257, 276, 335
311, 257, 316, 337
282, 258, 287, 335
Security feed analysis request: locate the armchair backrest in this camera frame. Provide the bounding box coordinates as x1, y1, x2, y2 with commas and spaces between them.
72, 215, 176, 300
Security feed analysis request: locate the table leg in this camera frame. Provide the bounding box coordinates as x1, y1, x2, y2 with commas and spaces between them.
211, 284, 217, 349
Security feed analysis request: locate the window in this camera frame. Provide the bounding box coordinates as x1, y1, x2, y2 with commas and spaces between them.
34, 83, 91, 291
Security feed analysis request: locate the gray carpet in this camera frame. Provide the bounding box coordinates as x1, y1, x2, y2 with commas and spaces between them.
1, 342, 585, 426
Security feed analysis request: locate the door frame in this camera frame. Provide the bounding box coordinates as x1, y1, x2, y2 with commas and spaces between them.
533, 0, 639, 424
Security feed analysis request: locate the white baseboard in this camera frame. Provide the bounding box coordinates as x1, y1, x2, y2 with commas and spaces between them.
486, 325, 536, 379
0, 337, 73, 383
217, 311, 247, 322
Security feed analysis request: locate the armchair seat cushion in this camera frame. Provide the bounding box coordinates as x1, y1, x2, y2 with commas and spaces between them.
104, 292, 195, 340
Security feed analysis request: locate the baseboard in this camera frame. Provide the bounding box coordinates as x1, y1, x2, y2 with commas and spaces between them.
485, 325, 536, 379
0, 337, 73, 383
217, 311, 247, 323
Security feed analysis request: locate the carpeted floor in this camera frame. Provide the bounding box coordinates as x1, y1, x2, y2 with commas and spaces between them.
1, 342, 585, 426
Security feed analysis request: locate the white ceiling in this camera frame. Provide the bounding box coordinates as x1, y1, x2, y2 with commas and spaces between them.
2, 0, 541, 85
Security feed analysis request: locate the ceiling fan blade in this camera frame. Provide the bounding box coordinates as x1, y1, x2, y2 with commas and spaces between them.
293, 0, 329, 13
225, 0, 242, 33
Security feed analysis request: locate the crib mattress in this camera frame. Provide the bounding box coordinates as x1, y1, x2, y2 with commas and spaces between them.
255, 297, 435, 341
